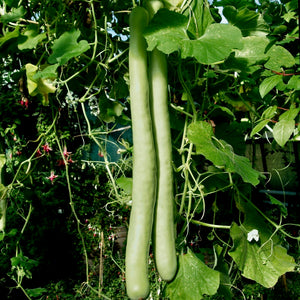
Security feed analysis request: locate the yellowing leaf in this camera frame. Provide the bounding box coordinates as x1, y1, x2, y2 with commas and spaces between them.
25, 63, 57, 106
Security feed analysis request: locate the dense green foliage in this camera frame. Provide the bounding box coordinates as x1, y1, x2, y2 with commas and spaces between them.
0, 0, 299, 299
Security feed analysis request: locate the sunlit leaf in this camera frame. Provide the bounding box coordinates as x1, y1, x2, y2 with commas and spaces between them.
278, 107, 300, 121
250, 119, 270, 137
259, 75, 282, 98
264, 45, 295, 72
181, 24, 243, 64
233, 36, 269, 67
273, 119, 295, 147
116, 177, 132, 195
287, 75, 300, 90
144, 9, 189, 54
144, 9, 243, 64
164, 248, 220, 299
48, 29, 90, 65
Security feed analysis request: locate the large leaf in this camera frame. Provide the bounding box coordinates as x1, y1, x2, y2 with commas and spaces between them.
233, 36, 269, 67
144, 9, 243, 64
223, 6, 269, 37
229, 200, 295, 288
144, 9, 189, 54
259, 75, 282, 98
181, 24, 243, 64
264, 45, 295, 72
187, 121, 261, 185
164, 248, 220, 299
48, 29, 90, 65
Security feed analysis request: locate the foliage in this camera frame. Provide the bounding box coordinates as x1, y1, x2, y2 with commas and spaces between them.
0, 0, 299, 299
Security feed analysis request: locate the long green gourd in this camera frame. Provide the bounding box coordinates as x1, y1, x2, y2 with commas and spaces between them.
125, 6, 157, 300
147, 0, 177, 282
150, 47, 177, 282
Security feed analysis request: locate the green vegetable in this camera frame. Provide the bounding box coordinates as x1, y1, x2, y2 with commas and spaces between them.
125, 6, 157, 300
150, 48, 177, 281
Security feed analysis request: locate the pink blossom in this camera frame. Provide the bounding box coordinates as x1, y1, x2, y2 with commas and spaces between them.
42, 143, 52, 153
47, 170, 58, 184
63, 146, 72, 158
36, 149, 42, 157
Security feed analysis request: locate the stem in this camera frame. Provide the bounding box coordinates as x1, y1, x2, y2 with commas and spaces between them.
189, 219, 231, 229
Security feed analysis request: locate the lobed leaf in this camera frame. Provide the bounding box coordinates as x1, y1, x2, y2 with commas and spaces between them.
48, 29, 90, 65
164, 248, 220, 299
144, 9, 243, 64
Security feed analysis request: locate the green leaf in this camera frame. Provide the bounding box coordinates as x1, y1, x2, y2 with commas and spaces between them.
185, 0, 214, 38
223, 6, 269, 37
0, 26, 19, 48
233, 36, 269, 69
259, 75, 282, 98
264, 45, 295, 72
181, 23, 243, 64
273, 119, 295, 147
250, 119, 270, 137
116, 177, 132, 195
18, 25, 47, 50
144, 10, 243, 64
0, 6, 26, 24
144, 9, 189, 54
164, 248, 220, 299
33, 64, 59, 80
26, 288, 47, 297
187, 121, 261, 185
287, 75, 300, 90
279, 107, 300, 121
229, 200, 295, 288
261, 105, 278, 119
48, 29, 90, 65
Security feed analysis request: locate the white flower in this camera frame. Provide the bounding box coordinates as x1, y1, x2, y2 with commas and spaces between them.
247, 229, 259, 242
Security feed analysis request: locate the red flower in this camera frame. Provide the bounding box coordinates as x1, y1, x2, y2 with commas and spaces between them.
20, 97, 29, 109
42, 143, 52, 153
36, 149, 42, 157
47, 170, 58, 184
63, 146, 71, 158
